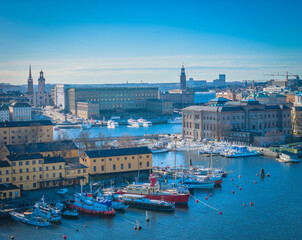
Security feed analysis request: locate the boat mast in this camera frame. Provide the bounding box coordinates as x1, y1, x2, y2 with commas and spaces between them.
174, 137, 177, 190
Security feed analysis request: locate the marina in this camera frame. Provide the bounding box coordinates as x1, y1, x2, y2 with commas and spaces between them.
0, 152, 301, 240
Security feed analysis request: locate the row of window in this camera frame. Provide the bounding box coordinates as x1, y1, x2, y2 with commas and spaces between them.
3, 129, 50, 134
92, 155, 149, 162
93, 162, 150, 172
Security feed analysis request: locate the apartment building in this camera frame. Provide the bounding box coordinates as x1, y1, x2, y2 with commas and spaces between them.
0, 153, 88, 194
0, 120, 53, 146
0, 104, 9, 122
9, 102, 32, 122
79, 147, 152, 175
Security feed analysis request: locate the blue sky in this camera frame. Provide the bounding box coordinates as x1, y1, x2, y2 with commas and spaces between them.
0, 0, 301, 84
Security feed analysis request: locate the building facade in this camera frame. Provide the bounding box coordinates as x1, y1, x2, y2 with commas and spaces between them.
0, 120, 53, 147
79, 147, 152, 175
76, 101, 100, 119
0, 105, 9, 122
9, 102, 32, 122
159, 89, 194, 109
0, 153, 88, 192
182, 99, 291, 146
146, 99, 173, 115
67, 87, 158, 115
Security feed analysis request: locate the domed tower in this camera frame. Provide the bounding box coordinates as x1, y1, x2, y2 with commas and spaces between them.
180, 65, 186, 90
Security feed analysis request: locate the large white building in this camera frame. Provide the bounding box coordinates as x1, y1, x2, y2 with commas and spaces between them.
0, 105, 9, 122
53, 84, 67, 109
9, 102, 32, 122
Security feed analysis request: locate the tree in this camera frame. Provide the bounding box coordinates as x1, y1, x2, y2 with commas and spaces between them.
77, 131, 91, 151
118, 134, 135, 148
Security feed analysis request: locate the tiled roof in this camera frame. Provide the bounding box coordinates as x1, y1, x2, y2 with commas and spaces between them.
10, 102, 31, 108
6, 153, 43, 161
0, 161, 11, 168
0, 120, 53, 128
0, 183, 19, 191
43, 156, 66, 164
5, 140, 78, 154
85, 147, 152, 158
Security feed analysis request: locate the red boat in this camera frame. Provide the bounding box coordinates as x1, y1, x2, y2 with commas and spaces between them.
117, 174, 190, 205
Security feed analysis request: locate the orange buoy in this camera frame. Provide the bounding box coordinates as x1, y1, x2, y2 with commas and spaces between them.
256, 173, 258, 176
134, 226, 137, 230
232, 191, 235, 194
209, 194, 212, 197
205, 197, 208, 200
231, 178, 234, 181
36, 227, 39, 230
238, 175, 241, 178
195, 199, 199, 203
254, 181, 257, 184
250, 202, 253, 206
239, 187, 242, 190
63, 236, 67, 240
219, 212, 222, 215
84, 225, 87, 228
243, 204, 246, 206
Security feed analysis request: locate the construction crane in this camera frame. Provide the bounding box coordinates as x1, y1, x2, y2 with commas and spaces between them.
264, 72, 299, 87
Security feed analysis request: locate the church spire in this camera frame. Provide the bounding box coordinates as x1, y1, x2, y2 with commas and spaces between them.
29, 64, 32, 77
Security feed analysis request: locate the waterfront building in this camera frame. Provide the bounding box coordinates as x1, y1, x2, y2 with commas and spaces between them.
0, 120, 53, 146
0, 104, 9, 122
0, 140, 78, 162
67, 87, 158, 116
0, 153, 88, 192
76, 101, 100, 119
146, 99, 173, 115
0, 183, 20, 200
182, 98, 291, 146
247, 92, 287, 106
180, 65, 187, 90
79, 147, 152, 175
9, 102, 32, 122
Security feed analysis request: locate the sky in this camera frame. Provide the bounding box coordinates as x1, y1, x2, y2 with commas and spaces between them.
0, 0, 301, 85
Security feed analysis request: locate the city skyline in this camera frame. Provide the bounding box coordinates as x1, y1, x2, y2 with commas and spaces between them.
0, 0, 301, 85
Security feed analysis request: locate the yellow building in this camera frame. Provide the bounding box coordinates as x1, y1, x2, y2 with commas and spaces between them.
0, 140, 78, 162
0, 153, 88, 195
79, 147, 152, 175
0, 184, 20, 200
0, 120, 53, 147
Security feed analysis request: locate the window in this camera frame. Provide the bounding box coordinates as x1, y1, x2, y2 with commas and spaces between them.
26, 168, 29, 172
147, 162, 150, 167
19, 162, 23, 166
20, 176, 23, 181
124, 157, 127, 160
132, 156, 135, 159
13, 177, 16, 181
52, 173, 55, 178
101, 159, 104, 162
59, 165, 62, 169
83, 169, 86, 173
26, 176, 29, 180
46, 166, 49, 171
59, 173, 62, 178
113, 164, 116, 170
40, 175, 42, 179
117, 157, 119, 160
93, 166, 96, 172
121, 164, 124, 170
38, 160, 42, 164
101, 166, 104, 171
12, 162, 16, 166
9, 192, 12, 197
139, 156, 142, 159
26, 161, 29, 165
33, 175, 36, 179
19, 169, 22, 173
93, 159, 96, 162
6, 178, 9, 182
33, 183, 36, 188
52, 166, 55, 170
128, 163, 131, 169
109, 158, 112, 161
78, 170, 81, 174
147, 155, 149, 158
39, 167, 42, 171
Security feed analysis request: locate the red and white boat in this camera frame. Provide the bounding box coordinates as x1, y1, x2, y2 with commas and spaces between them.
117, 175, 190, 205
68, 192, 115, 216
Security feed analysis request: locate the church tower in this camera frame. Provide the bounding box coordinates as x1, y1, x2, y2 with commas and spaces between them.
180, 65, 187, 90
38, 70, 46, 106
27, 65, 33, 93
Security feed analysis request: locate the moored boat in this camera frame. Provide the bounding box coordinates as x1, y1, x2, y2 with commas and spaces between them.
9, 211, 51, 227
277, 151, 300, 163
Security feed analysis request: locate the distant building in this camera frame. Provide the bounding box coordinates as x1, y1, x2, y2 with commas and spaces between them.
0, 104, 9, 122
67, 87, 158, 116
76, 101, 100, 119
146, 99, 173, 115
53, 84, 68, 109
182, 98, 291, 146
187, 78, 207, 88
9, 102, 31, 122
247, 92, 287, 106
37, 70, 46, 107
160, 89, 194, 108
216, 91, 236, 101
79, 147, 152, 175
213, 74, 226, 86
0, 120, 53, 146
194, 92, 216, 104
291, 106, 302, 136
180, 65, 187, 90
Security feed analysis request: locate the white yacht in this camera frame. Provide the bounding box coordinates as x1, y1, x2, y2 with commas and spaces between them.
107, 120, 119, 128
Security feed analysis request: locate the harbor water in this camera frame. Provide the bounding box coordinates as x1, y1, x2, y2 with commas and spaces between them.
1, 125, 301, 239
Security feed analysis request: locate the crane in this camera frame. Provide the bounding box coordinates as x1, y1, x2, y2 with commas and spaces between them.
264, 72, 299, 87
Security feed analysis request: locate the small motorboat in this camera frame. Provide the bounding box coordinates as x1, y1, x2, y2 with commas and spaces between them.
55, 203, 79, 219
9, 211, 51, 227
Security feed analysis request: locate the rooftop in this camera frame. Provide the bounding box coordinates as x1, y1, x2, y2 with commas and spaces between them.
4, 140, 78, 154
65, 163, 88, 170
10, 102, 31, 108
0, 120, 53, 128
0, 161, 11, 168
85, 147, 152, 158
43, 156, 66, 164
6, 153, 43, 161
